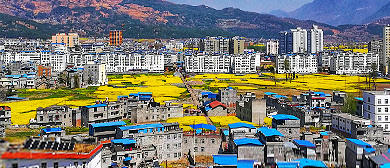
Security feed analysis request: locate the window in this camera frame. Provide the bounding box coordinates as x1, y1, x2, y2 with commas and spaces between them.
379, 108, 382, 112
178, 143, 181, 147
167, 154, 170, 158
386, 108, 389, 112
184, 138, 187, 143
386, 99, 389, 104
167, 135, 170, 139
368, 97, 371, 102
368, 105, 371, 110
179, 152, 182, 157
174, 134, 177, 139
386, 116, 388, 121
195, 138, 198, 143
201, 139, 205, 143
40, 116, 43, 121
145, 152, 148, 156
12, 163, 18, 168
386, 124, 389, 129
54, 162, 58, 168
174, 153, 177, 157
167, 144, 170, 149
289, 128, 292, 134
211, 139, 215, 143
379, 116, 382, 121
41, 163, 47, 168
64, 114, 66, 118
194, 147, 198, 152
83, 162, 86, 168
201, 147, 205, 152
379, 99, 382, 104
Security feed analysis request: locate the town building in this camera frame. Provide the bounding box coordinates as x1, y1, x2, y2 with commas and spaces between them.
229, 36, 245, 54
89, 121, 126, 141
109, 30, 123, 46
279, 25, 323, 54
199, 36, 230, 54
368, 39, 383, 68
231, 54, 258, 74
109, 138, 157, 167
236, 92, 266, 126
1, 141, 102, 168
0, 106, 11, 137
205, 101, 228, 117
83, 61, 108, 86
293, 139, 316, 160
363, 88, 390, 132
30, 105, 73, 127
266, 40, 279, 55
184, 54, 231, 73
218, 87, 238, 108
345, 138, 387, 168
272, 114, 300, 142
257, 127, 286, 165
330, 52, 380, 75
383, 25, 390, 74
51, 33, 79, 47
80, 102, 125, 127
183, 130, 221, 156
276, 53, 318, 74
331, 113, 384, 141
131, 100, 183, 123
116, 122, 183, 162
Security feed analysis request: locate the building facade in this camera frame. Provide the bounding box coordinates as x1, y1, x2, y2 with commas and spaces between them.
276, 54, 317, 74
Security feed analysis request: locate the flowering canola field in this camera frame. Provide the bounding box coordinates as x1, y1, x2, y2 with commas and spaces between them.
209, 116, 259, 127
4, 74, 188, 125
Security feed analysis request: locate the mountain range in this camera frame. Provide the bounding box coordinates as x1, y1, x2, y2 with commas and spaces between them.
0, 0, 390, 42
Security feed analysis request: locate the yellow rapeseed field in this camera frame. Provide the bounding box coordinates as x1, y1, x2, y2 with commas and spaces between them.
166, 116, 208, 131
209, 116, 259, 127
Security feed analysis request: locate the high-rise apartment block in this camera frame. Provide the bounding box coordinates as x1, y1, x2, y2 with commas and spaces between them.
199, 36, 244, 54
266, 40, 279, 55
383, 26, 390, 74
279, 25, 323, 54
109, 30, 123, 46
51, 33, 79, 47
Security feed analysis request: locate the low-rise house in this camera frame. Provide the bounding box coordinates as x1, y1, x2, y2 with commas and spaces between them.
0, 106, 11, 137
80, 101, 125, 127
233, 138, 264, 163
183, 130, 222, 156
31, 105, 72, 127
40, 127, 65, 138
236, 92, 266, 125
272, 114, 300, 142
293, 139, 316, 160
205, 101, 228, 116
89, 121, 126, 141
257, 127, 286, 165
218, 87, 238, 108
346, 138, 378, 168
109, 138, 157, 167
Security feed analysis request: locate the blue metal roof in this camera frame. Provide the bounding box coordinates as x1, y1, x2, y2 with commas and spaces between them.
237, 160, 255, 168
228, 122, 255, 129
273, 95, 288, 99
213, 155, 237, 165
204, 101, 211, 106
325, 94, 332, 97
201, 92, 212, 96
347, 138, 372, 147
381, 163, 390, 168
205, 107, 212, 111
293, 139, 315, 148
355, 97, 363, 101
119, 123, 164, 130
276, 161, 299, 168
319, 132, 329, 136
364, 147, 376, 153
85, 104, 107, 108
42, 127, 62, 133
272, 114, 299, 120
293, 158, 328, 168
90, 121, 126, 128
190, 123, 216, 131
234, 138, 263, 146
111, 139, 137, 145
6, 96, 26, 100
124, 157, 132, 161
264, 92, 277, 95
138, 92, 152, 95
223, 130, 229, 136
257, 127, 284, 137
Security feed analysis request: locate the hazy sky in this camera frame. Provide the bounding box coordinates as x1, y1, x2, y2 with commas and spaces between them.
166, 0, 314, 13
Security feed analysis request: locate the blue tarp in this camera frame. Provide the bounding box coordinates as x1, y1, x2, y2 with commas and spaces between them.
234, 138, 263, 146
190, 123, 216, 131
364, 148, 376, 153
42, 127, 62, 133
272, 114, 299, 120
223, 130, 229, 136
119, 123, 164, 130
213, 155, 237, 165
90, 121, 126, 128
347, 138, 372, 147
319, 132, 329, 136
273, 95, 288, 99
293, 158, 328, 168
111, 139, 137, 145
264, 92, 277, 95
276, 161, 299, 168
237, 160, 255, 168
85, 104, 107, 108
6, 96, 26, 100
228, 122, 255, 129
124, 157, 132, 161
257, 127, 284, 137
293, 139, 315, 148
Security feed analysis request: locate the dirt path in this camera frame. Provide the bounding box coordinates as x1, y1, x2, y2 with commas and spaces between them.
180, 73, 200, 107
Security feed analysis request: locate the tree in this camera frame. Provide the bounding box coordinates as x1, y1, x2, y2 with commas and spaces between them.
341, 94, 357, 114
369, 63, 377, 90
284, 59, 290, 81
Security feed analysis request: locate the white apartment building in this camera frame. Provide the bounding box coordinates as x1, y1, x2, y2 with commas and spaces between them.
307, 25, 324, 53
185, 54, 231, 73
363, 88, 390, 131
50, 52, 68, 72
330, 52, 379, 75
15, 51, 41, 63
83, 61, 108, 86
383, 26, 390, 74
276, 54, 317, 74
266, 40, 279, 55
231, 54, 258, 74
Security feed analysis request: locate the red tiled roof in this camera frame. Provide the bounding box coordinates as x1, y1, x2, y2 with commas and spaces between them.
209, 101, 227, 109
1, 144, 103, 160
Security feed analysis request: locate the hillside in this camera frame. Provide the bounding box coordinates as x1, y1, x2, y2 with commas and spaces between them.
0, 0, 339, 39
